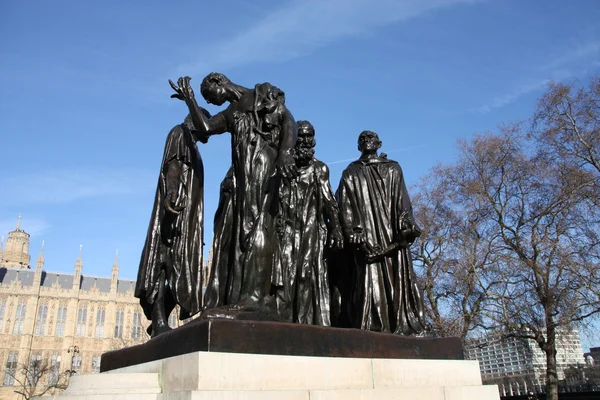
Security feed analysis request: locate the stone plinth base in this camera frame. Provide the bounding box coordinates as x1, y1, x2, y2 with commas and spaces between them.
42, 351, 500, 400
101, 319, 464, 372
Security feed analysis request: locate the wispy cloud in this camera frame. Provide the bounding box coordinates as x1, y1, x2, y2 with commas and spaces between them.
0, 168, 154, 205
542, 41, 600, 71
177, 0, 479, 76
475, 78, 553, 114
476, 40, 600, 114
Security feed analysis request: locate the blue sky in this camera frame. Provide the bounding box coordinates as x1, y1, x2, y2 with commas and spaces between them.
1, 0, 599, 345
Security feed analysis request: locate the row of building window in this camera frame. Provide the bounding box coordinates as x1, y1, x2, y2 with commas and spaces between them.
2, 352, 102, 386
0, 300, 144, 339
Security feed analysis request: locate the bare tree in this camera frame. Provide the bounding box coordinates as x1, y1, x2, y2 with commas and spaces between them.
422, 122, 600, 400
533, 78, 600, 209
10, 358, 69, 400
412, 166, 503, 342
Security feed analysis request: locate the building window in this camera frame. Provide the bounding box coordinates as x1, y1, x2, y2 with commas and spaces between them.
131, 311, 142, 339
114, 310, 124, 338
55, 306, 67, 337
3, 352, 18, 386
91, 356, 101, 374
35, 304, 48, 336
28, 353, 42, 385
49, 354, 61, 385
95, 307, 105, 338
13, 301, 26, 334
76, 306, 87, 337
72, 355, 82, 375
0, 300, 6, 331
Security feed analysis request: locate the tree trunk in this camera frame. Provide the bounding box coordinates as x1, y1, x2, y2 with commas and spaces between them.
545, 324, 559, 400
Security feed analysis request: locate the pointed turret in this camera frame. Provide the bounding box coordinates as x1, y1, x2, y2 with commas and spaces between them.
34, 241, 45, 285
36, 241, 45, 270
110, 249, 119, 294
15, 214, 22, 231
72, 245, 83, 291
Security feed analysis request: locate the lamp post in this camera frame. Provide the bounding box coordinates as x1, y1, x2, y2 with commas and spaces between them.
67, 345, 80, 376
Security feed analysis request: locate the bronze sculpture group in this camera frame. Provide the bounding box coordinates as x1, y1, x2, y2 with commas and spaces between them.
135, 73, 426, 338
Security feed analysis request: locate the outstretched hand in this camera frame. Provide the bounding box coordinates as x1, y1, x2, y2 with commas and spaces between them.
169, 76, 195, 101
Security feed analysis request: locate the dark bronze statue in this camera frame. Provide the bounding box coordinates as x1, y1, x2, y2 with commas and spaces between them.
273, 121, 343, 325
334, 130, 426, 335
170, 74, 298, 315
135, 114, 207, 337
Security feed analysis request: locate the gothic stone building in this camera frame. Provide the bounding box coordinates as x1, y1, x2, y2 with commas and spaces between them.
0, 218, 150, 400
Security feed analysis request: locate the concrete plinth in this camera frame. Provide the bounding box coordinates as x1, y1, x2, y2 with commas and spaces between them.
40, 351, 500, 400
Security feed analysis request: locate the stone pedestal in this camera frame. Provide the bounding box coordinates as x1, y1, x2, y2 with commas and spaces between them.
100, 319, 464, 372
44, 351, 500, 399
41, 320, 499, 399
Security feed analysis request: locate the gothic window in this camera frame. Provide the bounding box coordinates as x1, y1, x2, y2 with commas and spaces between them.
3, 352, 18, 386
91, 355, 101, 374
76, 305, 87, 337
49, 354, 61, 385
0, 300, 6, 331
72, 355, 82, 375
28, 353, 42, 385
13, 301, 26, 334
114, 310, 124, 338
55, 306, 67, 337
132, 311, 142, 339
35, 304, 48, 336
95, 307, 105, 338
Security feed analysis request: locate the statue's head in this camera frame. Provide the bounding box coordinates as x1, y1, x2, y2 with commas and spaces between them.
294, 120, 316, 165
357, 130, 382, 155
200, 72, 230, 106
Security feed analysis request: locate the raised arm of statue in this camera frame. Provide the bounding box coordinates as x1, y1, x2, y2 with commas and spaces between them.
170, 77, 227, 138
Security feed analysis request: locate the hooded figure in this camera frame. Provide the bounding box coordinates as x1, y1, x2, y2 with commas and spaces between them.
135, 112, 207, 337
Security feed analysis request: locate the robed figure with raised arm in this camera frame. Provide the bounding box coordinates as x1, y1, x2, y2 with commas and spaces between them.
170, 74, 298, 314
335, 130, 426, 335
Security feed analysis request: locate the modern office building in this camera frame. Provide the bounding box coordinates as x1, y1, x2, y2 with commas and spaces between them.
465, 330, 585, 396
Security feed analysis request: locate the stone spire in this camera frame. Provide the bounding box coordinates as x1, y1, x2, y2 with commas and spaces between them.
0, 215, 31, 269
110, 249, 119, 294
36, 240, 45, 270
34, 240, 45, 284
72, 245, 83, 291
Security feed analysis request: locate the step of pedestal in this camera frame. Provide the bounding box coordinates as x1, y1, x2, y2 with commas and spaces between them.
156, 385, 500, 400
45, 395, 158, 400
60, 373, 161, 396
159, 351, 483, 392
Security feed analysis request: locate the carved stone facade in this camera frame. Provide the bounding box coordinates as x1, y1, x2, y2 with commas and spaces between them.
0, 220, 152, 400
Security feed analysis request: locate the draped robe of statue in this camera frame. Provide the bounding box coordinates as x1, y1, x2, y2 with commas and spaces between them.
204, 83, 296, 309
336, 156, 425, 335
203, 167, 234, 307
273, 159, 337, 325
135, 120, 204, 320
